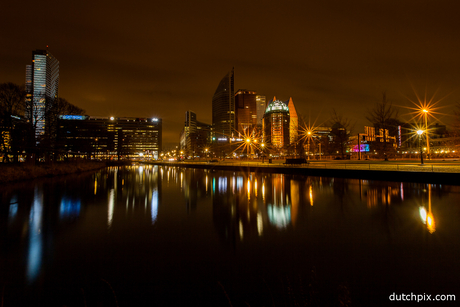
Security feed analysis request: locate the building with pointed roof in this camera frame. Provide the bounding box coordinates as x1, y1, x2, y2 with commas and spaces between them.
285, 98, 298, 144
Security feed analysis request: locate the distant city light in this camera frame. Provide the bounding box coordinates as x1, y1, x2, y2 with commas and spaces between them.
151, 118, 158, 122
110, 116, 115, 120
59, 115, 87, 120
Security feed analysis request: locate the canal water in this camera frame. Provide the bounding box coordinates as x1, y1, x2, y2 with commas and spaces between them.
1, 165, 459, 306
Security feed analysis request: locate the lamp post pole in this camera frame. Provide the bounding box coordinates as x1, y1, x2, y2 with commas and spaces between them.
423, 110, 430, 160
318, 142, 321, 160
261, 143, 265, 163
358, 133, 361, 160
417, 130, 424, 165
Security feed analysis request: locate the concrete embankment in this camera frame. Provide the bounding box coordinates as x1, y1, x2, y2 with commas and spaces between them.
145, 161, 460, 185
0, 161, 110, 184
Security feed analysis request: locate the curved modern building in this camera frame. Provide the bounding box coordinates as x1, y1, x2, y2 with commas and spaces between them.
212, 69, 234, 138
263, 99, 290, 148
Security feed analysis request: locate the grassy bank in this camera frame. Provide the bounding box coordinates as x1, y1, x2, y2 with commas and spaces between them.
0, 161, 108, 184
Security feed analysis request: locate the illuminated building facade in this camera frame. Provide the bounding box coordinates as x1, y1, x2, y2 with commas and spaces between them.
183, 110, 197, 155
235, 89, 258, 135
212, 69, 235, 138
25, 50, 59, 142
256, 95, 266, 126
285, 98, 298, 144
57, 116, 162, 159
263, 99, 290, 148
180, 110, 212, 157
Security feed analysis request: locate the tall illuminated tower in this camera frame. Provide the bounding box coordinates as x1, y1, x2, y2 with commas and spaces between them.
25, 49, 59, 142
256, 95, 266, 126
263, 99, 290, 148
235, 89, 257, 135
212, 69, 234, 138
184, 110, 197, 154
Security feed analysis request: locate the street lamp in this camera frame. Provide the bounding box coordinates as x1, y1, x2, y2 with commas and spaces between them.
417, 130, 424, 165
205, 148, 208, 162
422, 109, 430, 160
246, 138, 251, 159
307, 131, 312, 160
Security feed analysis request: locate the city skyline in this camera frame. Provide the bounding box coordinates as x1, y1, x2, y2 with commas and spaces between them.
2, 0, 460, 148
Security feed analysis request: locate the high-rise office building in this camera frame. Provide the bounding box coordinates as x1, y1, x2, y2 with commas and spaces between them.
212, 69, 234, 139
263, 99, 290, 149
57, 116, 162, 159
184, 110, 197, 153
180, 110, 211, 157
25, 49, 60, 141
235, 89, 257, 135
256, 95, 266, 126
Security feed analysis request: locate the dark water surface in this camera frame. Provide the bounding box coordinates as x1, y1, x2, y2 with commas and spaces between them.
1, 165, 460, 306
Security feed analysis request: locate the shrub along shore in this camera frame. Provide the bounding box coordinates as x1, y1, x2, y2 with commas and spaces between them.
0, 161, 110, 184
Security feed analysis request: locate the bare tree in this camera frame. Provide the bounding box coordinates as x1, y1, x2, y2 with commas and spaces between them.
366, 92, 399, 160
0, 83, 26, 162
49, 97, 85, 116
0, 83, 25, 118
328, 109, 354, 159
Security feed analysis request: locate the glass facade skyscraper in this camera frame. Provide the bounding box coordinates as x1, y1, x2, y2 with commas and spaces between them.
256, 95, 266, 126
235, 89, 257, 135
25, 49, 59, 142
212, 69, 234, 138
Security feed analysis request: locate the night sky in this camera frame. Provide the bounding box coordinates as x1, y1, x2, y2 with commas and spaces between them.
2, 0, 460, 148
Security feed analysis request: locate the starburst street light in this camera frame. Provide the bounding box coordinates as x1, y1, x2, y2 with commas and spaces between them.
299, 126, 316, 160
297, 115, 326, 160
402, 86, 454, 160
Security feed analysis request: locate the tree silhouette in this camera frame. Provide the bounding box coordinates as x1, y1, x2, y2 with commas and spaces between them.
0, 83, 26, 162
328, 109, 354, 159
366, 92, 399, 160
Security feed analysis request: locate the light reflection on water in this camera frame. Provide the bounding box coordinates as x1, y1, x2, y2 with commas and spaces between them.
26, 187, 43, 284
1, 164, 460, 305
